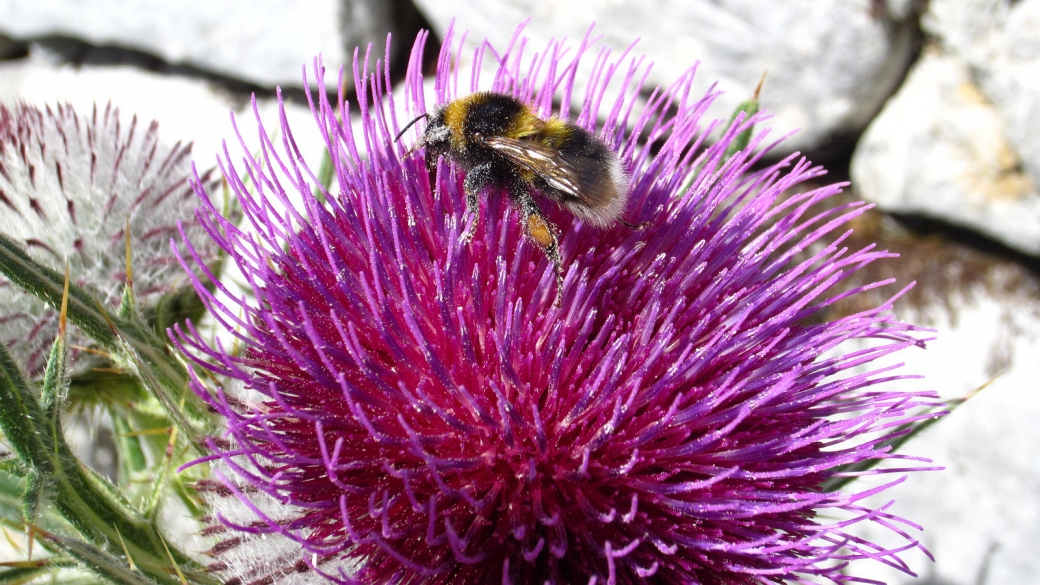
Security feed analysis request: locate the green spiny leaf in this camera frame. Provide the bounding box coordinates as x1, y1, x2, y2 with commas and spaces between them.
0, 458, 27, 478
146, 286, 207, 340
37, 529, 165, 585
118, 285, 140, 322
0, 233, 212, 443
0, 342, 207, 584
0, 467, 29, 525
41, 280, 71, 429
0, 558, 78, 584
0, 234, 117, 348
169, 472, 206, 519
722, 72, 765, 161
313, 147, 334, 205
0, 340, 52, 471
20, 471, 44, 531
144, 425, 178, 520
67, 371, 148, 410
112, 417, 147, 492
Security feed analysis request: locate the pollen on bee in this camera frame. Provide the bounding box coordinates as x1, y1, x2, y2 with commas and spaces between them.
526, 214, 555, 248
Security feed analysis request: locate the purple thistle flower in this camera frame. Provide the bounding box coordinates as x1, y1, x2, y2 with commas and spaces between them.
175, 25, 940, 585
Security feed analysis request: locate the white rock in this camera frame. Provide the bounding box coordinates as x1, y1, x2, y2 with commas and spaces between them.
925, 0, 1040, 199
923, 0, 1007, 64
846, 292, 1040, 584
411, 0, 916, 152
0, 0, 393, 87
0, 52, 328, 174
851, 49, 1040, 255
885, 0, 919, 21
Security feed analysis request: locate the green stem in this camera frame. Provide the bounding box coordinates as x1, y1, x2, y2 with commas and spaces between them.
112, 417, 147, 492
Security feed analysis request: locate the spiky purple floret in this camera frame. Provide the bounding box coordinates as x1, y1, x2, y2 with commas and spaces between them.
175, 25, 939, 585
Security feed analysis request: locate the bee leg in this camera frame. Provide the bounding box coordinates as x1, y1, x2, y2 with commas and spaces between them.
463, 191, 480, 242
461, 163, 494, 243
516, 193, 564, 307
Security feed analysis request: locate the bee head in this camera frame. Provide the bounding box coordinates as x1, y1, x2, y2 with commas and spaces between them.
395, 111, 451, 172
420, 111, 452, 166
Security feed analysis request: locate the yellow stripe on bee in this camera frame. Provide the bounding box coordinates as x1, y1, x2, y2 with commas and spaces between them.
537, 117, 570, 148
504, 106, 546, 139
442, 96, 474, 150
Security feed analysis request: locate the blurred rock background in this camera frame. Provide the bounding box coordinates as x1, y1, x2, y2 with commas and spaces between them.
1, 0, 1038, 582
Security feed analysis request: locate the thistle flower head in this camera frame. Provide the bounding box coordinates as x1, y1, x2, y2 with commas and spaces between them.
176, 26, 939, 585
0, 102, 220, 374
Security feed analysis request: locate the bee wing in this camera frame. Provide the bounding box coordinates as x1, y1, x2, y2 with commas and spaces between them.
484, 136, 620, 209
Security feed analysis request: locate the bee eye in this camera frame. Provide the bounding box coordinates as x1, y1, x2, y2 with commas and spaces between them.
473, 132, 483, 142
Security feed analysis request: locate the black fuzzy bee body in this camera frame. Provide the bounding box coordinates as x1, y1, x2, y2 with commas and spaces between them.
396, 92, 631, 306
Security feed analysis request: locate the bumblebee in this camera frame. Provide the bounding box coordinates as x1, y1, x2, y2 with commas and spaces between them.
395, 92, 634, 306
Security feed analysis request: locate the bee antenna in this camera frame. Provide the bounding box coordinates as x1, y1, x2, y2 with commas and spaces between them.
394, 113, 429, 143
